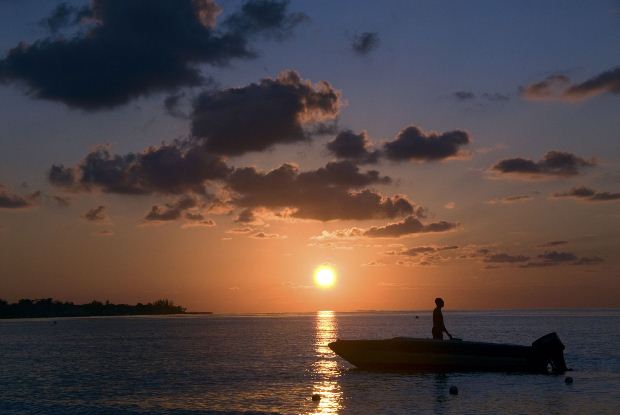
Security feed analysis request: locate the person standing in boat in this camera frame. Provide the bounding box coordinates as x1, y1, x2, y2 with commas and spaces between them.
432, 298, 453, 340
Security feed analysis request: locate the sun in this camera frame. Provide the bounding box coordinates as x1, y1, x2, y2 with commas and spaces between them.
314, 264, 337, 289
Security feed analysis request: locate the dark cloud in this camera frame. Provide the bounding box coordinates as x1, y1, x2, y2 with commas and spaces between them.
453, 91, 509, 103
164, 92, 191, 119
235, 208, 257, 224
364, 216, 459, 238
0, 185, 39, 209
0, 0, 305, 110
383, 126, 471, 162
144, 195, 200, 222
351, 32, 380, 55
326, 130, 379, 164
520, 74, 571, 100
491, 151, 595, 179
484, 253, 530, 263
486, 194, 534, 205
392, 245, 459, 256
572, 256, 604, 266
49, 140, 231, 195
227, 161, 410, 221
564, 66, 620, 100
250, 231, 286, 239
223, 0, 307, 39
519, 250, 603, 268
50, 195, 71, 207
191, 71, 341, 156
539, 240, 568, 247
552, 186, 620, 202
481, 92, 510, 102
521, 67, 620, 101
83, 205, 108, 222
38, 2, 88, 34
453, 91, 475, 101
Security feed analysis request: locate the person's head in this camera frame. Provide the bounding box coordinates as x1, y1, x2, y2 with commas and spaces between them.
435, 297, 444, 308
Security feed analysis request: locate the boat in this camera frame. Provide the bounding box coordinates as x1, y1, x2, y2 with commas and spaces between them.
328, 332, 568, 373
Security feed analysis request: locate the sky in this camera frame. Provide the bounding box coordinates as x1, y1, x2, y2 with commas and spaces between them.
0, 0, 619, 312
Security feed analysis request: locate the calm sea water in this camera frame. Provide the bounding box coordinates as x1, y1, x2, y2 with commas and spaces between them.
1, 310, 619, 414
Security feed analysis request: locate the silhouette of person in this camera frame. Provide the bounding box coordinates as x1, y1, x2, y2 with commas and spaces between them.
432, 298, 452, 340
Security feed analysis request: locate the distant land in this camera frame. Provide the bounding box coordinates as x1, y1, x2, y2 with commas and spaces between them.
0, 298, 211, 319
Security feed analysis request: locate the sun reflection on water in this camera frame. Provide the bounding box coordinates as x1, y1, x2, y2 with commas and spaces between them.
309, 310, 342, 415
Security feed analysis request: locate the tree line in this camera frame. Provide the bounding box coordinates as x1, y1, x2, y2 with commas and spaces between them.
0, 298, 187, 319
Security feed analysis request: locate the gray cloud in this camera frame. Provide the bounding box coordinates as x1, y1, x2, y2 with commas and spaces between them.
364, 216, 459, 238
520, 250, 603, 268
539, 240, 568, 247
552, 186, 620, 202
391, 245, 459, 256
191, 71, 341, 156
383, 126, 471, 162
521, 67, 620, 101
0, 0, 305, 110
326, 130, 379, 164
83, 205, 108, 222
227, 161, 410, 221
491, 151, 595, 179
453, 91, 475, 101
351, 32, 380, 55
484, 253, 530, 263
486, 194, 535, 205
520, 74, 571, 100
0, 185, 39, 209
144, 195, 201, 222
49, 140, 231, 195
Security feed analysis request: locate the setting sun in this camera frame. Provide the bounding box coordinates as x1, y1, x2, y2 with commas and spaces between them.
314, 264, 337, 288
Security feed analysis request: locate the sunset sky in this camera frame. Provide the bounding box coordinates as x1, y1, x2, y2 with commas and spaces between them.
1, 0, 619, 312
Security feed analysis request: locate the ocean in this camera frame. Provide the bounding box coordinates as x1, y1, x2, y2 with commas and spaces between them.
1, 309, 619, 414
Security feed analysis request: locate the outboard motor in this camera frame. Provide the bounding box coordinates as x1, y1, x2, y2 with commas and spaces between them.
532, 332, 568, 373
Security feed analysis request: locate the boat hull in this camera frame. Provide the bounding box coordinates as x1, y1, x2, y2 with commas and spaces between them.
329, 336, 561, 373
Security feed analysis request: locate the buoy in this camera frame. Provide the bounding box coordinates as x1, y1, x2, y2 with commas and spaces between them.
312, 394, 321, 401
565, 376, 573, 384
415, 316, 419, 319
449, 386, 458, 395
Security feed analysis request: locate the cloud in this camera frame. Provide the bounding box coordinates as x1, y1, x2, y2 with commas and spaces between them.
181, 213, 216, 228
539, 240, 568, 247
491, 151, 595, 179
49, 140, 231, 195
521, 67, 620, 102
552, 186, 620, 202
250, 231, 286, 239
38, 2, 88, 34
226, 227, 254, 234
520, 74, 571, 100
520, 250, 603, 268
143, 195, 201, 223
486, 194, 534, 205
364, 216, 459, 238
191, 71, 341, 156
0, 0, 305, 110
390, 245, 459, 256
483, 253, 530, 263
453, 91, 510, 103
50, 195, 71, 207
94, 229, 115, 237
383, 125, 471, 162
351, 32, 380, 55
326, 130, 379, 164
226, 161, 413, 221
0, 185, 39, 209
83, 205, 108, 222
453, 91, 475, 101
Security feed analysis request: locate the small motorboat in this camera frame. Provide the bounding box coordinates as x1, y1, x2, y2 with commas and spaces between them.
329, 332, 568, 373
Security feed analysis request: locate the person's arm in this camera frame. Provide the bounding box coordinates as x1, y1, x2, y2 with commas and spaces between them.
440, 313, 453, 339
